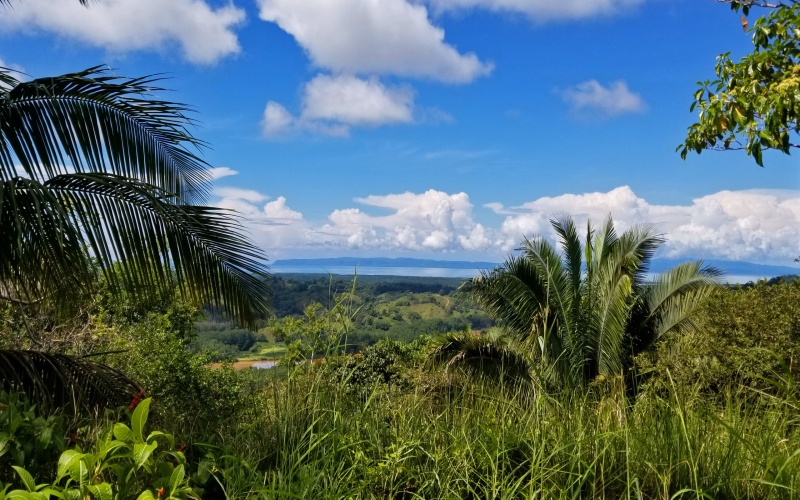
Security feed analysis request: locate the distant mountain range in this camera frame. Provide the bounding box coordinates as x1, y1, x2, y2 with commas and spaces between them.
272, 257, 799, 278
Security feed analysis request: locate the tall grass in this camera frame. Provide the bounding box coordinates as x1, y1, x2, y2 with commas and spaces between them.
203, 366, 799, 499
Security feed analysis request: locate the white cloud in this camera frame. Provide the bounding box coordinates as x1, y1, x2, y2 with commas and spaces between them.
263, 75, 415, 137
0, 0, 245, 64
263, 196, 304, 220
303, 75, 414, 126
209, 167, 238, 180
212, 186, 800, 266
214, 187, 268, 204
321, 190, 490, 251
492, 186, 800, 263
561, 80, 646, 118
427, 0, 644, 21
262, 102, 295, 137
257, 0, 492, 83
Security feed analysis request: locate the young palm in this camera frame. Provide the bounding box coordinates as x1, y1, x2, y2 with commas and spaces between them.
451, 215, 720, 390
0, 66, 271, 409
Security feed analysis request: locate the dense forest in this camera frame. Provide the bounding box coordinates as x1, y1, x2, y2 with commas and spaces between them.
191, 274, 493, 361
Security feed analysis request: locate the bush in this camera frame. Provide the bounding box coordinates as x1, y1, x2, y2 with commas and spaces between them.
637, 280, 800, 394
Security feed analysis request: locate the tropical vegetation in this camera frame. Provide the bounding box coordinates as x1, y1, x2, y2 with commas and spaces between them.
680, 0, 800, 165
432, 215, 720, 391
1, 0, 799, 496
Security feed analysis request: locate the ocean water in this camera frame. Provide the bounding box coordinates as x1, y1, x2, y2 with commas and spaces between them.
271, 266, 769, 284
271, 265, 485, 279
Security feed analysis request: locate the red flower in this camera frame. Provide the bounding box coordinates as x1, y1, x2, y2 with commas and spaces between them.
157, 487, 165, 497
128, 390, 145, 410
178, 444, 187, 453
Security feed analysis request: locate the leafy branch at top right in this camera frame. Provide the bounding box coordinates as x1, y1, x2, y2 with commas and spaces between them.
679, 0, 800, 166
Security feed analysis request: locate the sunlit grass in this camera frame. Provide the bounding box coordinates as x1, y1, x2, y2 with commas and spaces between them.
205, 368, 800, 499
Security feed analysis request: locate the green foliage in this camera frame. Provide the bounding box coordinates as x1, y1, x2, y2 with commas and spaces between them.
195, 365, 800, 498
2, 398, 195, 500
460, 215, 720, 390
0, 65, 270, 328
0, 393, 67, 484
102, 313, 259, 440
332, 338, 426, 397
270, 275, 491, 351
638, 279, 800, 394
680, 2, 800, 165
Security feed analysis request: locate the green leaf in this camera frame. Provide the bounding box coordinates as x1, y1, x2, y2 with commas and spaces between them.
168, 464, 185, 492
131, 398, 151, 443
57, 450, 84, 480
133, 442, 158, 469
11, 467, 35, 492
135, 490, 156, 500
88, 484, 113, 500
113, 423, 135, 443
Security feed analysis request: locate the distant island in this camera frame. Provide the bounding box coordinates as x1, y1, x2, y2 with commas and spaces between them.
273, 257, 499, 270
272, 257, 799, 280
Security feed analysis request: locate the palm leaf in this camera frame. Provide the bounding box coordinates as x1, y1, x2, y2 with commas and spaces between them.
3, 173, 270, 327
1, 68, 271, 328
1, 66, 209, 203
632, 261, 722, 351
427, 330, 533, 387
0, 350, 140, 413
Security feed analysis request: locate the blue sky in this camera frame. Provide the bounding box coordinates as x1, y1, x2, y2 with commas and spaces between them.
2, 0, 798, 265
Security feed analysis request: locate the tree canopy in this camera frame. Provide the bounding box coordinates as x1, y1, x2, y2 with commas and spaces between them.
679, 0, 799, 165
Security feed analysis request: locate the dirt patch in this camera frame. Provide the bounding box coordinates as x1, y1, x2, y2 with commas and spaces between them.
211, 359, 279, 370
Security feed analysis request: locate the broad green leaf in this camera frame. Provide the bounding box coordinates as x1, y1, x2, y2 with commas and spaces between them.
168, 464, 185, 492
131, 398, 151, 443
88, 484, 113, 500
135, 490, 156, 500
11, 467, 35, 492
57, 450, 84, 480
113, 423, 135, 443
133, 442, 158, 469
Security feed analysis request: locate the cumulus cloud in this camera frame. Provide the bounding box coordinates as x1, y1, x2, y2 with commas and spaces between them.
263, 196, 304, 220
262, 75, 415, 137
491, 186, 800, 263
208, 167, 238, 181
321, 190, 488, 251
0, 0, 245, 64
257, 0, 492, 83
427, 0, 644, 21
561, 80, 646, 118
262, 102, 295, 137
211, 186, 800, 265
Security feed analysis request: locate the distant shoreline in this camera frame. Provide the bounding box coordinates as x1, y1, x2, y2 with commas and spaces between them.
271, 257, 799, 284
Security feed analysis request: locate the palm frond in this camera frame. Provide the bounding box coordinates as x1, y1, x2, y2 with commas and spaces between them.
49, 173, 270, 327
427, 330, 533, 387
0, 177, 93, 301
0, 349, 140, 413
551, 214, 583, 289
614, 223, 664, 285
463, 254, 549, 343
633, 261, 722, 350
586, 261, 635, 379
1, 66, 209, 203
591, 215, 619, 269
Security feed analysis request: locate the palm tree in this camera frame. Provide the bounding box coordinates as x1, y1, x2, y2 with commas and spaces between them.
0, 66, 271, 408
433, 215, 720, 391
